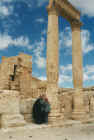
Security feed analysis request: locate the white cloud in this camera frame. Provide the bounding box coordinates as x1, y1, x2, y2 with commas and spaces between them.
81, 30, 94, 54
32, 37, 46, 69
59, 27, 94, 55
11, 36, 31, 48
59, 64, 94, 87
68, 0, 94, 17
84, 65, 94, 75
83, 65, 94, 82
0, 6, 9, 16
35, 18, 45, 23
38, 76, 47, 81
83, 73, 89, 81
33, 37, 45, 57
59, 27, 72, 55
59, 64, 72, 87
59, 74, 72, 85
0, 1, 14, 17
35, 56, 46, 68
0, 5, 13, 17
1, 0, 93, 18
60, 64, 72, 73
0, 33, 32, 50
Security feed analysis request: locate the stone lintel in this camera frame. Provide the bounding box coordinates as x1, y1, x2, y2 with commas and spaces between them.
55, 0, 81, 22
47, 0, 81, 23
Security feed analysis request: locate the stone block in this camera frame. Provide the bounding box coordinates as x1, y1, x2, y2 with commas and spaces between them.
72, 111, 87, 120
24, 114, 32, 123
0, 90, 20, 114
1, 114, 26, 128
20, 98, 36, 114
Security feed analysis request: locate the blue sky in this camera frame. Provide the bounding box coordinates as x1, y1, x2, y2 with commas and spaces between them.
0, 0, 94, 88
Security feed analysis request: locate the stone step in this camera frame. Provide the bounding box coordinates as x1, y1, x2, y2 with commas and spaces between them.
81, 118, 94, 124
1, 114, 26, 128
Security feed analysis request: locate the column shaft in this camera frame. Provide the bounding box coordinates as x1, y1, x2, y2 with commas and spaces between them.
47, 7, 59, 85
46, 7, 60, 122
71, 22, 83, 88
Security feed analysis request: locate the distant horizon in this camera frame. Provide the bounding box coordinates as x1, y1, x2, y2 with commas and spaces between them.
0, 0, 93, 88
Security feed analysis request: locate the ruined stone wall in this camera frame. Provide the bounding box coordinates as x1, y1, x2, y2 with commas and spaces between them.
82, 88, 94, 117
0, 57, 14, 90
1, 54, 94, 123
0, 90, 25, 128
19, 67, 32, 98
59, 87, 94, 120
0, 53, 47, 99
0, 53, 32, 95
58, 89, 74, 119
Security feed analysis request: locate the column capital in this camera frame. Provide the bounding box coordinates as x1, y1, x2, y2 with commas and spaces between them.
47, 6, 59, 16
70, 20, 83, 30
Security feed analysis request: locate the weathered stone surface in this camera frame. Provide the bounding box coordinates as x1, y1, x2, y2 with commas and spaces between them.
46, 5, 61, 123
0, 90, 26, 128
89, 95, 94, 117
20, 98, 34, 114
0, 53, 47, 99
0, 90, 20, 114
47, 85, 61, 123
1, 114, 25, 128
47, 7, 59, 85
20, 98, 36, 122
55, 0, 81, 21
71, 22, 83, 88
63, 94, 72, 119
23, 114, 32, 123
72, 89, 87, 120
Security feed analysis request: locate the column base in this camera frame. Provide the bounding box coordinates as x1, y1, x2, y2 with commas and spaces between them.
1, 114, 26, 128
64, 112, 72, 120
90, 112, 94, 118
72, 111, 87, 120
48, 112, 62, 124
23, 113, 32, 123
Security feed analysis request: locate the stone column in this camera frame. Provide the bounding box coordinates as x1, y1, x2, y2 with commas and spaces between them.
72, 89, 86, 120
47, 6, 59, 85
46, 6, 61, 123
90, 95, 94, 117
71, 21, 83, 88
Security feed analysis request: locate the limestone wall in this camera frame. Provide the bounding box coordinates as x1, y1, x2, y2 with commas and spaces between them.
0, 90, 19, 114
59, 87, 94, 120
59, 89, 74, 119
0, 53, 47, 99
20, 98, 36, 122
0, 53, 32, 91
0, 90, 25, 128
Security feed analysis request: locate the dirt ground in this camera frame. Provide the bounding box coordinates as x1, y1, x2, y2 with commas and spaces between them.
0, 123, 94, 140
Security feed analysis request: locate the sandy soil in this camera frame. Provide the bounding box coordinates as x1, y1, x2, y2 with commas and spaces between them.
0, 123, 94, 140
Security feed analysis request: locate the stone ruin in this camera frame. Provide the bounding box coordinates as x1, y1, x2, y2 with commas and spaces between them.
0, 0, 94, 128
0, 52, 94, 128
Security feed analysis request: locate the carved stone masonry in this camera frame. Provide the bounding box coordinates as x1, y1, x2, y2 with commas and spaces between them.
71, 21, 83, 88
46, 0, 83, 122
47, 0, 83, 89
